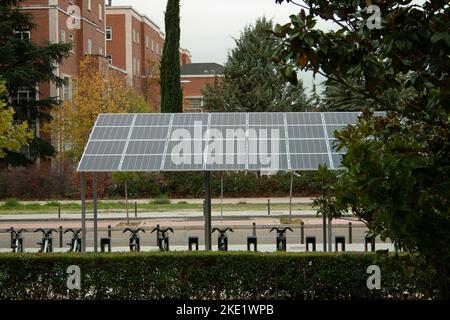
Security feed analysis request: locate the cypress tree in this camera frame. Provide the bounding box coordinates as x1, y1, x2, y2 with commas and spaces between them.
0, 0, 72, 165
160, 0, 183, 113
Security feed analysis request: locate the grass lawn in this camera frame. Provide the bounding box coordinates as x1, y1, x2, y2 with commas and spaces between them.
0, 200, 314, 214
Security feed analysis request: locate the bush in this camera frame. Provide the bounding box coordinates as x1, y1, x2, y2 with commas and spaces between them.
3, 198, 19, 208
0, 252, 438, 300
151, 194, 171, 205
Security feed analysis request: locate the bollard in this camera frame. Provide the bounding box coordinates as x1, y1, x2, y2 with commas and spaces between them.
365, 235, 376, 252
335, 236, 346, 252
267, 199, 271, 216
247, 236, 257, 252
300, 222, 305, 245
100, 238, 111, 252
306, 236, 316, 252
188, 236, 199, 251
59, 226, 63, 248
252, 223, 256, 237
348, 222, 353, 244
135, 202, 138, 218
58, 203, 61, 219
108, 225, 112, 238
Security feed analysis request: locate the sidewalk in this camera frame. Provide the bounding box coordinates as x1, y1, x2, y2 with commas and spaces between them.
0, 209, 321, 222
0, 197, 315, 205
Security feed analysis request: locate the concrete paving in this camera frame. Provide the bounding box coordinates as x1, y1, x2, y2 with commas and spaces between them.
0, 209, 323, 222
0, 197, 315, 205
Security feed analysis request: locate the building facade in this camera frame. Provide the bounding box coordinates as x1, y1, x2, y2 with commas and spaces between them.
181, 63, 224, 112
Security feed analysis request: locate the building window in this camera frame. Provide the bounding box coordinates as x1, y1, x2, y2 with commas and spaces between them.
88, 0, 92, 11
99, 47, 103, 56
137, 32, 140, 45
106, 26, 112, 40
151, 39, 154, 51
62, 76, 72, 101
60, 29, 66, 43
107, 55, 112, 64
132, 29, 136, 43
15, 30, 31, 41
156, 43, 159, 55
98, 3, 103, 21
87, 38, 92, 54
69, 33, 74, 52
145, 35, 149, 48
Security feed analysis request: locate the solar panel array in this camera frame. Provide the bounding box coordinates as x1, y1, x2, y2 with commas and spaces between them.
78, 112, 382, 172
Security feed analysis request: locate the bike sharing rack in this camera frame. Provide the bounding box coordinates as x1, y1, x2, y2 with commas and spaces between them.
34, 229, 57, 253
212, 228, 233, 251
6, 227, 26, 253
123, 228, 145, 252
64, 228, 82, 253
152, 227, 174, 251
270, 227, 293, 252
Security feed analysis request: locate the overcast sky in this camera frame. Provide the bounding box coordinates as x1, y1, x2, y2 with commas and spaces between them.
112, 0, 330, 92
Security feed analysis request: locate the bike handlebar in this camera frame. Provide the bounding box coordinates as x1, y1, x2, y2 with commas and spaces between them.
212, 228, 234, 235
151, 227, 174, 234
64, 228, 82, 236
123, 228, 146, 236
270, 227, 294, 234
34, 228, 57, 236
6, 227, 27, 236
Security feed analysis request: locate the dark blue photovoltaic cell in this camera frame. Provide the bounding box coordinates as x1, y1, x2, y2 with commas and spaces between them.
78, 112, 385, 172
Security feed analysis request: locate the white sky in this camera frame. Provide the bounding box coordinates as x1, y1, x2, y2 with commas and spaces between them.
112, 0, 333, 92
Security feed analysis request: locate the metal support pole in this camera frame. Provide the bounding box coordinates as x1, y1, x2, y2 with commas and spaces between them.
252, 223, 256, 237
220, 175, 224, 220
348, 222, 353, 244
322, 215, 327, 252
59, 226, 63, 248
135, 202, 138, 218
108, 225, 112, 238
204, 171, 212, 251
328, 217, 332, 252
93, 173, 98, 253
289, 172, 293, 217
300, 222, 305, 245
58, 202, 61, 219
80, 173, 86, 253
268, 199, 271, 216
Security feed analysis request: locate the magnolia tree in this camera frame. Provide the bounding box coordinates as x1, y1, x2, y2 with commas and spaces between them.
274, 0, 450, 298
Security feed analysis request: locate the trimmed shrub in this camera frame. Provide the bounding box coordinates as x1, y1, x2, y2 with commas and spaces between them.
0, 252, 437, 300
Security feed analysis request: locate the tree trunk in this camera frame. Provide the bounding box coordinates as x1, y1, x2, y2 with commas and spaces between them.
437, 261, 449, 300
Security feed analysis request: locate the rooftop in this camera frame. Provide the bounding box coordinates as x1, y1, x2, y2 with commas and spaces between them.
181, 63, 224, 76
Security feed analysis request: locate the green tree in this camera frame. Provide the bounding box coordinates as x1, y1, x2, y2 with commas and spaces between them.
0, 0, 72, 165
0, 79, 33, 158
275, 0, 450, 297
160, 0, 183, 113
203, 17, 309, 112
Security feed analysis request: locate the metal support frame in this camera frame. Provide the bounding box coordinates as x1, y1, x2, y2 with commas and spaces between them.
93, 173, 98, 253
81, 173, 86, 253
204, 171, 212, 251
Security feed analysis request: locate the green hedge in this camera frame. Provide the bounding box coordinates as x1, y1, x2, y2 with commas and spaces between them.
0, 252, 438, 300
108, 171, 325, 199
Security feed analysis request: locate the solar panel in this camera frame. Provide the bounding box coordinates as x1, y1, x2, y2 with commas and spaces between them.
78, 112, 379, 172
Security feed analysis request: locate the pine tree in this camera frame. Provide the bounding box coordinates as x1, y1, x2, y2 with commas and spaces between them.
0, 0, 72, 166
160, 0, 183, 113
203, 17, 309, 113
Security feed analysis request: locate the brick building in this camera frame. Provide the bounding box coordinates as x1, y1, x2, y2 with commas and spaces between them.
18, 0, 107, 155
105, 5, 192, 110
181, 63, 224, 112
